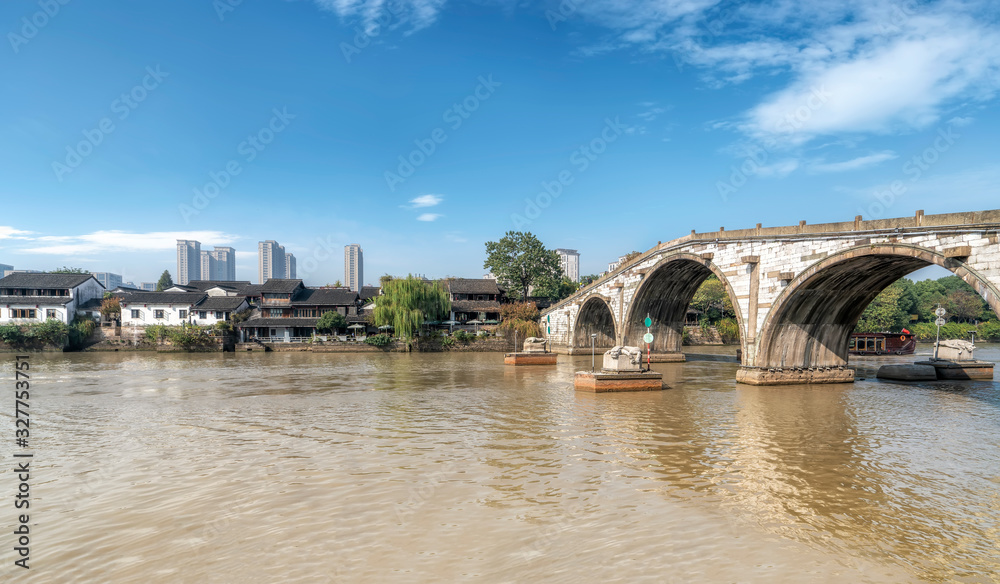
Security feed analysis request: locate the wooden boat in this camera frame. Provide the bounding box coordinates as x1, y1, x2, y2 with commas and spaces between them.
849, 331, 916, 355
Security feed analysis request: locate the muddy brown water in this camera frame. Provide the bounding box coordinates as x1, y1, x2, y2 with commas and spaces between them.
2, 345, 999, 582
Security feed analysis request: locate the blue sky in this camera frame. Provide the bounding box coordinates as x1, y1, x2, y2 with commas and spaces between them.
2, 0, 999, 285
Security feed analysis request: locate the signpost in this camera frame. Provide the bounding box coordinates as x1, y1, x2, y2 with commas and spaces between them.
644, 314, 653, 371
934, 305, 946, 360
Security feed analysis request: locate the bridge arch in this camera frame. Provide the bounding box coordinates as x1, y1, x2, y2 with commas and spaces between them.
623, 253, 744, 354
754, 244, 1000, 370
573, 295, 617, 349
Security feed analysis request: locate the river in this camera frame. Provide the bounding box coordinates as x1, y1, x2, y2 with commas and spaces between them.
2, 345, 999, 583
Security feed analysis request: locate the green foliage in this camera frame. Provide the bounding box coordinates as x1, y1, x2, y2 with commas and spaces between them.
855, 281, 911, 333
853, 275, 995, 334
51, 266, 88, 274
441, 335, 456, 347
229, 309, 252, 325
156, 270, 173, 292
26, 319, 69, 345
690, 276, 735, 323
0, 324, 26, 346
532, 276, 579, 302
213, 321, 232, 333
372, 275, 450, 339
979, 321, 1000, 341
100, 296, 121, 318
717, 317, 740, 344
483, 231, 562, 300
68, 317, 97, 348
145, 324, 168, 342
579, 274, 601, 286
364, 333, 393, 347
454, 330, 475, 343
316, 311, 347, 332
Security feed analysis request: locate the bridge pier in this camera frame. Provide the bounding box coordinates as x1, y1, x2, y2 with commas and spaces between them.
736, 366, 854, 386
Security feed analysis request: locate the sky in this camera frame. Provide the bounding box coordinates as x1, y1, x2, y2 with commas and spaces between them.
2, 0, 999, 285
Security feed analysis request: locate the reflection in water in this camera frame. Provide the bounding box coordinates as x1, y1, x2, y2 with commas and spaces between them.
5, 347, 1000, 582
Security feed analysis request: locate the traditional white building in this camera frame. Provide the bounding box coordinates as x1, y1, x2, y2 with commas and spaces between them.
118, 292, 206, 326
190, 295, 249, 326
0, 273, 105, 324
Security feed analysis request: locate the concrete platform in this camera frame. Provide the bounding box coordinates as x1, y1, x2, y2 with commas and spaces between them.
574, 371, 666, 392
504, 352, 558, 366
736, 366, 855, 385
876, 364, 938, 381
914, 360, 995, 380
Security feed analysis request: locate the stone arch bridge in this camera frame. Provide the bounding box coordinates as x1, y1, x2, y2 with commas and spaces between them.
541, 210, 1000, 385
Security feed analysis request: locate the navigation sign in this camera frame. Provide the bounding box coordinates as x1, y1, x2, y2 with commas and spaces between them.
936, 317, 947, 327
643, 333, 654, 344
935, 306, 947, 318
644, 316, 652, 327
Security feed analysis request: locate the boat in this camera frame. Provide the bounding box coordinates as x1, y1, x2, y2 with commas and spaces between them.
849, 330, 916, 355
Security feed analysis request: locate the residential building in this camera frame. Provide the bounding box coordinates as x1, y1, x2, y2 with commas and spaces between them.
118, 291, 207, 326
91, 272, 123, 290
200, 247, 237, 281
0, 264, 13, 277
344, 244, 363, 292
176, 240, 201, 285
258, 240, 287, 284
238, 279, 362, 342
285, 253, 296, 279
444, 279, 502, 324
608, 254, 629, 273
555, 249, 580, 283
0, 273, 105, 324
140, 282, 157, 291
190, 295, 249, 327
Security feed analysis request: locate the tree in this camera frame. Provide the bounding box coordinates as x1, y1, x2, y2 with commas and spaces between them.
156, 270, 173, 291
497, 301, 541, 341
484, 231, 561, 300
316, 311, 347, 332
621, 251, 641, 264
855, 282, 910, 333
372, 275, 450, 339
51, 266, 87, 273
532, 276, 579, 302
580, 274, 601, 286
947, 289, 987, 323
100, 297, 121, 319
690, 276, 734, 323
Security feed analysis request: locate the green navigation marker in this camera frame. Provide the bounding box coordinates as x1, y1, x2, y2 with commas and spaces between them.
644, 316, 652, 327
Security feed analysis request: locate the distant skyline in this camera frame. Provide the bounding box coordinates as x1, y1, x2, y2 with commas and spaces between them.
3, 1, 999, 284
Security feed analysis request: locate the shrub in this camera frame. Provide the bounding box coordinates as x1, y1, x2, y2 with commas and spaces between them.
27, 319, 69, 346
716, 317, 740, 344
0, 324, 26, 346
496, 319, 542, 341
441, 336, 456, 347
500, 302, 539, 322
979, 320, 1000, 341
68, 317, 97, 349
454, 330, 473, 343
364, 333, 393, 347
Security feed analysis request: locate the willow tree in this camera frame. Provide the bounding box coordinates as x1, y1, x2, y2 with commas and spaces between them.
372, 275, 450, 339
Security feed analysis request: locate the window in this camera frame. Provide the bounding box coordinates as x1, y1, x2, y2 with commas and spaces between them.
131, 310, 140, 319
46, 309, 57, 319
199, 311, 207, 319
11, 309, 36, 319
215, 311, 224, 319
179, 310, 188, 319
154, 310, 165, 319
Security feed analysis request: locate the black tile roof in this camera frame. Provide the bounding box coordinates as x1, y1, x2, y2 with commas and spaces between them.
451, 300, 502, 313
116, 292, 207, 305
194, 296, 248, 311
238, 317, 318, 328
360, 286, 380, 300
445, 278, 500, 295
0, 273, 98, 289
0, 295, 74, 306
292, 288, 359, 306
260, 279, 304, 293
238, 284, 264, 296
185, 280, 252, 291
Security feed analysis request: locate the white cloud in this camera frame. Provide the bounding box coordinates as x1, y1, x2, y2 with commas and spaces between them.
417, 213, 442, 222
20, 231, 238, 256
410, 194, 443, 207
312, 0, 446, 34
810, 151, 898, 173
0, 226, 33, 240
754, 159, 800, 177
948, 116, 975, 127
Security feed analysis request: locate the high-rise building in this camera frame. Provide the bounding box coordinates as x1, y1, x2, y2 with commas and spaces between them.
176, 240, 201, 285
140, 282, 157, 291
200, 246, 237, 281
555, 249, 580, 283
91, 272, 123, 290
344, 244, 363, 292
258, 240, 288, 283
285, 253, 296, 279
0, 263, 13, 277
